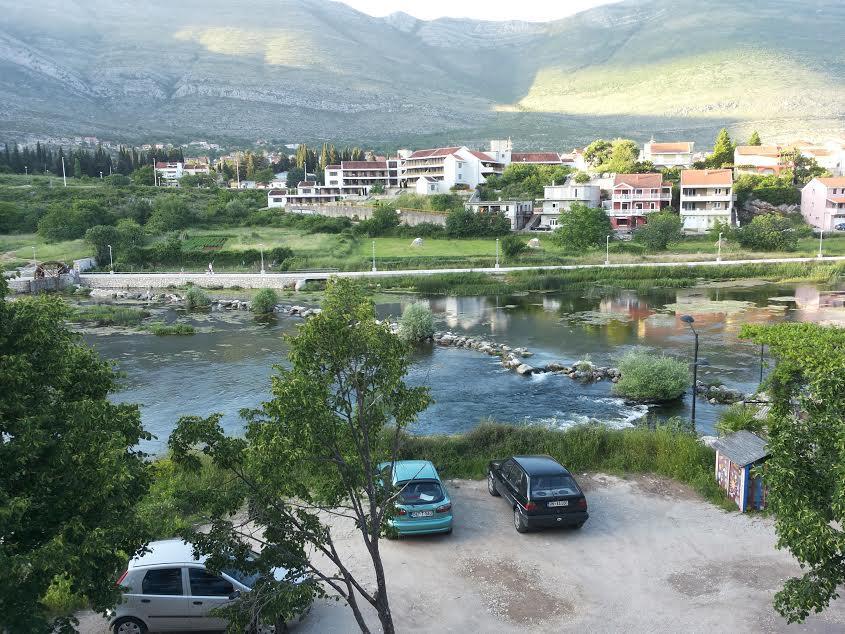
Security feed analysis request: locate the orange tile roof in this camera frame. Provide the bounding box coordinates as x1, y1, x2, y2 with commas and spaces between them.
613, 173, 667, 188
512, 152, 562, 163
827, 196, 845, 203
819, 177, 845, 187
680, 169, 733, 186
407, 147, 462, 159
735, 145, 781, 158
469, 150, 499, 163
648, 142, 693, 154
341, 160, 387, 169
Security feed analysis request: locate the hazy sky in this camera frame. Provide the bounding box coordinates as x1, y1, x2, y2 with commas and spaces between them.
336, 0, 620, 22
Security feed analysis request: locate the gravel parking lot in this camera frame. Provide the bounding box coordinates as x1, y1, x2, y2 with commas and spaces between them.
79, 473, 845, 633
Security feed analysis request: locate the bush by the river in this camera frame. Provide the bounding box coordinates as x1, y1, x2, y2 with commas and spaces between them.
613, 350, 691, 402
501, 234, 527, 259
735, 214, 799, 252
148, 322, 195, 336
716, 403, 765, 436
70, 305, 148, 326
185, 286, 211, 310
398, 303, 434, 343
633, 211, 683, 251
251, 288, 279, 315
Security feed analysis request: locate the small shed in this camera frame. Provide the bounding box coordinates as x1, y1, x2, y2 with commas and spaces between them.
713, 430, 769, 512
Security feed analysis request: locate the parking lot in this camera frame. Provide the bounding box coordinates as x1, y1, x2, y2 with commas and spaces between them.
79, 473, 845, 633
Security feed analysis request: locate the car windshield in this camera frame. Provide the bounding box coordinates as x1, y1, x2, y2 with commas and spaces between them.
396, 480, 445, 506
221, 551, 262, 588
531, 474, 580, 498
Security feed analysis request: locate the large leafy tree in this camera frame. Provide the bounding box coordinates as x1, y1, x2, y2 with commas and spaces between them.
551, 202, 613, 250
633, 211, 682, 251
0, 277, 152, 632
596, 139, 640, 174
707, 128, 735, 168
739, 323, 845, 623
169, 279, 432, 633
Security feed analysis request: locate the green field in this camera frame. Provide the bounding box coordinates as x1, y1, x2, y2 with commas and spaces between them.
0, 234, 90, 267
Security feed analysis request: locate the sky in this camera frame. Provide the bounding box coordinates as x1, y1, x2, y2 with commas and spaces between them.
335, 0, 620, 22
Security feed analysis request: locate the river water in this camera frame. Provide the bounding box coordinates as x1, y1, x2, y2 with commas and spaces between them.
82, 281, 845, 454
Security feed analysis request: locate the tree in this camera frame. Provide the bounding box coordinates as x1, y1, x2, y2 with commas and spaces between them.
779, 148, 828, 186
551, 203, 613, 250
633, 211, 682, 251
583, 139, 613, 167
0, 277, 151, 632
180, 173, 217, 188
398, 302, 434, 343
169, 279, 432, 633
38, 200, 109, 242
739, 323, 845, 623
131, 165, 155, 186
369, 183, 385, 195
748, 131, 762, 146
286, 167, 305, 188
85, 224, 121, 265
444, 208, 510, 238
735, 214, 798, 251
146, 194, 191, 232
596, 139, 640, 173
707, 128, 735, 168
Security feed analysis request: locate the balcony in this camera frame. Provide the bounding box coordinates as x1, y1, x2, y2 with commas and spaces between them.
612, 193, 671, 201
681, 192, 734, 201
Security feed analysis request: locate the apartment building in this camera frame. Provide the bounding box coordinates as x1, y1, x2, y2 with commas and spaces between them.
680, 169, 735, 232
801, 177, 845, 230
733, 145, 785, 176
324, 159, 401, 195
609, 173, 673, 231
267, 181, 344, 207
465, 199, 534, 231
401, 146, 504, 193
534, 178, 602, 230
642, 140, 695, 168
183, 158, 211, 175
154, 161, 183, 183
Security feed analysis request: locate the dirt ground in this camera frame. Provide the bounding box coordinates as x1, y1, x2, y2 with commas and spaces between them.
78, 473, 845, 633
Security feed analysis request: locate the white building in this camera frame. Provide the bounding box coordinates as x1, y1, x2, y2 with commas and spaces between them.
401, 146, 503, 193
155, 161, 183, 184
267, 181, 344, 208
182, 159, 210, 176
642, 140, 695, 168
733, 146, 785, 176
324, 159, 401, 195
465, 199, 534, 231
801, 177, 845, 231
680, 169, 735, 233
415, 177, 441, 195
534, 178, 602, 230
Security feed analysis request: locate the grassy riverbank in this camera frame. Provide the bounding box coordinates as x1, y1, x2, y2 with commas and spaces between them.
374, 261, 845, 295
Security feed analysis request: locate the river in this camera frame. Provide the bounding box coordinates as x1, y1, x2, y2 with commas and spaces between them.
81, 281, 845, 454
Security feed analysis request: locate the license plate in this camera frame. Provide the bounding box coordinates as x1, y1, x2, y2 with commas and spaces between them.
548, 500, 569, 507
411, 510, 434, 518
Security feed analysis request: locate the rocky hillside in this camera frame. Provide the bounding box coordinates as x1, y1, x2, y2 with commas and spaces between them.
1, 0, 843, 148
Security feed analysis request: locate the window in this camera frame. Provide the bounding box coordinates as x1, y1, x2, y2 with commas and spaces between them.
635, 189, 643, 195
634, 203, 643, 210
714, 202, 723, 209
531, 474, 580, 498
622, 203, 629, 210
189, 568, 234, 597
715, 188, 724, 195
396, 480, 445, 505
650, 203, 656, 210
517, 471, 528, 497
142, 568, 184, 595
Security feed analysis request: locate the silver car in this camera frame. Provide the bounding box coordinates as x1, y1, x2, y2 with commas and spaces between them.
108, 539, 307, 633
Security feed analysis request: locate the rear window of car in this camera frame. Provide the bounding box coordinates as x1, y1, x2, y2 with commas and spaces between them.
142, 568, 183, 595
530, 475, 581, 498
396, 480, 445, 505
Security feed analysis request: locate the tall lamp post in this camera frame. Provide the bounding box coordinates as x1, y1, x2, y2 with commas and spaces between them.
717, 231, 723, 262
495, 238, 500, 269
818, 228, 825, 258
107, 244, 114, 274
605, 235, 610, 266
259, 243, 265, 274
681, 315, 701, 432
371, 241, 377, 273
31, 246, 36, 268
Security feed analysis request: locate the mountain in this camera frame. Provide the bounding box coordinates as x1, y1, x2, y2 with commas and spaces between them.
1, 0, 844, 149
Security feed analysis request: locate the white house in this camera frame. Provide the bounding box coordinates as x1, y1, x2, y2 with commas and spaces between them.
642, 141, 695, 168
324, 159, 401, 195
182, 158, 211, 176
801, 177, 845, 230
155, 161, 183, 184
465, 199, 534, 231
266, 181, 345, 208
680, 169, 735, 232
415, 176, 441, 195
733, 146, 785, 176
535, 178, 602, 230
401, 146, 503, 192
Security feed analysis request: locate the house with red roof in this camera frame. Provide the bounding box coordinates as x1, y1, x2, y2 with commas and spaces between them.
801, 177, 845, 230
680, 169, 735, 232
401, 146, 503, 193
642, 140, 695, 168
609, 173, 673, 231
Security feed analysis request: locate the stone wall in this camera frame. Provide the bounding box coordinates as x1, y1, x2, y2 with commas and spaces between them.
80, 273, 308, 290
290, 204, 446, 227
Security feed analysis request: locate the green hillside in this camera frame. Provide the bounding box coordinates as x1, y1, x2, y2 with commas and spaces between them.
0, 0, 843, 148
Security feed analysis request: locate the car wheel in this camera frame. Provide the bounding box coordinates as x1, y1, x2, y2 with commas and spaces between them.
574, 521, 585, 529
488, 473, 500, 497
113, 617, 147, 634
514, 507, 529, 533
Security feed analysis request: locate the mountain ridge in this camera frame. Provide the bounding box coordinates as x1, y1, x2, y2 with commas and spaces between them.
0, 0, 843, 148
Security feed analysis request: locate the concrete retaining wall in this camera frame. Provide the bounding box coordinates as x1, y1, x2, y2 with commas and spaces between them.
291, 204, 446, 227
80, 273, 308, 290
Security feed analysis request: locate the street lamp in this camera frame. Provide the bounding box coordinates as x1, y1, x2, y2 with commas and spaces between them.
99, 171, 103, 179
372, 240, 377, 273
680, 314, 701, 432
24, 166, 28, 176
818, 228, 825, 259
259, 243, 265, 274
31, 246, 36, 268
107, 244, 114, 274
717, 231, 723, 262
605, 234, 610, 266
495, 238, 500, 269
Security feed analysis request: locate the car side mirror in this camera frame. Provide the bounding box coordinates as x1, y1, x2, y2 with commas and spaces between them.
228, 590, 241, 600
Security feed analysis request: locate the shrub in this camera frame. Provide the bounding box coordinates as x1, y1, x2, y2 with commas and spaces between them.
398, 303, 434, 343
501, 234, 527, 258
613, 349, 691, 402
185, 286, 211, 310
633, 211, 683, 251
252, 288, 279, 314
148, 322, 196, 336
445, 208, 510, 238
369, 183, 385, 194
70, 305, 148, 326
551, 203, 613, 250
716, 404, 765, 436
735, 214, 798, 251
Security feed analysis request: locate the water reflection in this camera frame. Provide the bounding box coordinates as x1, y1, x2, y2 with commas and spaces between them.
87, 280, 845, 454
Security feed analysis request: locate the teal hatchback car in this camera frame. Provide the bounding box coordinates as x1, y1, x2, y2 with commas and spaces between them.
382, 460, 453, 537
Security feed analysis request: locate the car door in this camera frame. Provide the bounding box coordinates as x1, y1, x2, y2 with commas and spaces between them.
138, 567, 192, 631
502, 462, 522, 504
188, 566, 237, 630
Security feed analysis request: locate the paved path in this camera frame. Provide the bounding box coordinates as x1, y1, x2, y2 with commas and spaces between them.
78, 255, 845, 290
